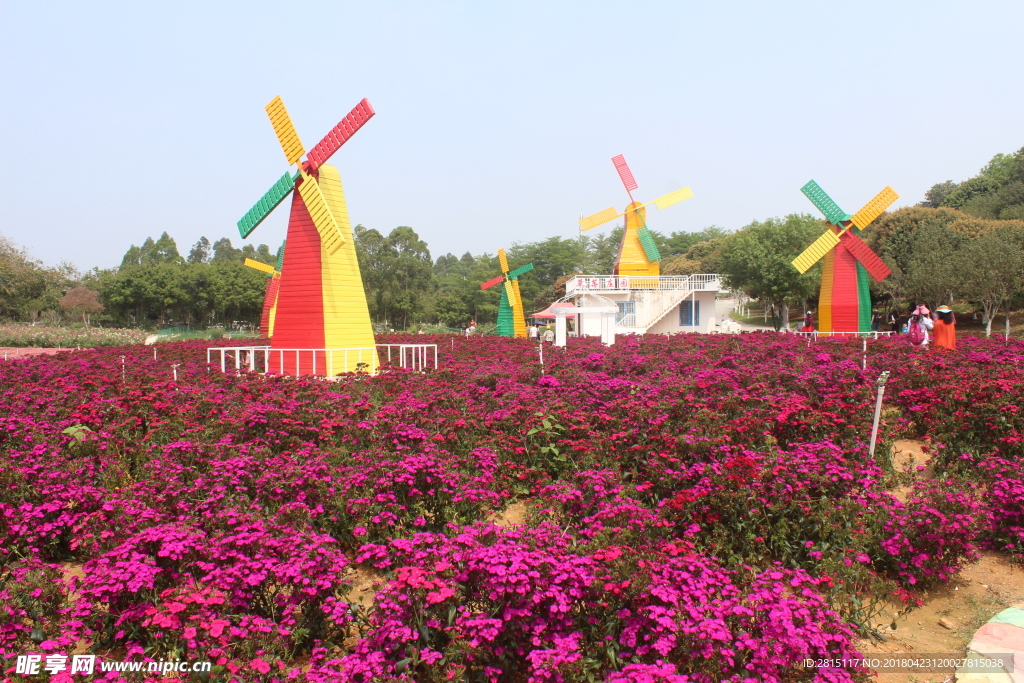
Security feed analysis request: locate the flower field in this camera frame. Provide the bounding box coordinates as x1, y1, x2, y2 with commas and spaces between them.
0, 324, 148, 349
1, 333, 1023, 682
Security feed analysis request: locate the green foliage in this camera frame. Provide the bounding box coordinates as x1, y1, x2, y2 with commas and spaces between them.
716, 214, 823, 329
930, 146, 1024, 221
919, 180, 957, 208
355, 225, 434, 329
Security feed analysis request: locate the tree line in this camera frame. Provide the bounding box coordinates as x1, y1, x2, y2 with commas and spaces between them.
2, 147, 1020, 334
716, 147, 1024, 334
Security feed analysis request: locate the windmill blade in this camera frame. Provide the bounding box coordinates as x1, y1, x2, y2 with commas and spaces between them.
842, 232, 893, 282
792, 229, 841, 274
295, 173, 345, 256
504, 280, 517, 309
801, 180, 850, 226
305, 98, 375, 171
579, 207, 621, 231
238, 172, 296, 238
497, 249, 510, 274
316, 164, 354, 250
508, 263, 534, 279
480, 275, 504, 290
276, 240, 286, 272
651, 186, 694, 210
850, 186, 899, 230
265, 96, 306, 166
636, 227, 662, 262
244, 258, 277, 275
612, 154, 638, 193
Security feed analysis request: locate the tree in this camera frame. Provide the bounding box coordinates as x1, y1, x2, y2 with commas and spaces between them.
150, 232, 182, 264
211, 238, 241, 263
958, 226, 1024, 337
0, 233, 47, 320
716, 215, 824, 330
919, 181, 957, 208
59, 287, 104, 327
902, 220, 964, 309
188, 237, 211, 264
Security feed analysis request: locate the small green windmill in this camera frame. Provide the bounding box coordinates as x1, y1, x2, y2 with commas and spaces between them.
479, 248, 534, 337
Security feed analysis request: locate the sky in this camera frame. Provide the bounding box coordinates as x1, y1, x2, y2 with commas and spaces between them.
1, 0, 1022, 271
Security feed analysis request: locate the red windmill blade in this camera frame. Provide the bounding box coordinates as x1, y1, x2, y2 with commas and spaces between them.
304, 99, 375, 172
612, 154, 638, 198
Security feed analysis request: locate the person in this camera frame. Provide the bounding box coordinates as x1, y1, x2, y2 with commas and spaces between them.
907, 304, 934, 346
542, 327, 554, 343
871, 309, 880, 332
528, 323, 538, 340
932, 305, 956, 350
801, 311, 814, 332
417, 326, 425, 335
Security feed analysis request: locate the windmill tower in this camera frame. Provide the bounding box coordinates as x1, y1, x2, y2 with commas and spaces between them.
237, 96, 377, 374
479, 248, 534, 337
579, 155, 694, 276
792, 181, 898, 334
244, 241, 285, 338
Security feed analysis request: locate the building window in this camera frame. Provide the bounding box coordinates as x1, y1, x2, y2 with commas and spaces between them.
616, 301, 636, 326
679, 299, 699, 326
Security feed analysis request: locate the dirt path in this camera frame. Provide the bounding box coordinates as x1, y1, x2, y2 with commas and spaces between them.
857, 440, 1024, 683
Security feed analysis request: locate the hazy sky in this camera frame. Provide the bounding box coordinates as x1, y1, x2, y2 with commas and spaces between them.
2, 0, 1022, 271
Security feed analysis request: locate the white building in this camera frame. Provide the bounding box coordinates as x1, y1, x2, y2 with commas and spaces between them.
564, 274, 723, 336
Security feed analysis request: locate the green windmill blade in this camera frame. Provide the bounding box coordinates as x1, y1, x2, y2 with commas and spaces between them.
276, 240, 286, 272
801, 180, 851, 226
238, 172, 296, 238
636, 227, 662, 262
508, 263, 534, 279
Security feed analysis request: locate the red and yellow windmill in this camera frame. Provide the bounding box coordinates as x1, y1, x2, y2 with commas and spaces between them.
791, 180, 898, 334
238, 96, 377, 374
579, 155, 694, 276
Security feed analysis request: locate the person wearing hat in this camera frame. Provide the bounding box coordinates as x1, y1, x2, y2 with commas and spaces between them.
801, 310, 814, 332
908, 304, 934, 346
932, 305, 956, 350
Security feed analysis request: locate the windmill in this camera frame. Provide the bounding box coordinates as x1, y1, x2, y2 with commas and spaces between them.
479, 248, 534, 337
579, 155, 694, 277
244, 241, 285, 338
791, 180, 898, 334
237, 95, 377, 374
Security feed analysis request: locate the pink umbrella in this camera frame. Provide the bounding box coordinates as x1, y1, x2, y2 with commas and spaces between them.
532, 302, 577, 319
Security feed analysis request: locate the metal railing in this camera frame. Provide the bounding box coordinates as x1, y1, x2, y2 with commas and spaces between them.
566, 274, 721, 293
376, 344, 438, 371
207, 343, 438, 377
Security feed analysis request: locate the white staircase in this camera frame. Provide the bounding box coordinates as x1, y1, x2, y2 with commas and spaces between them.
619, 288, 695, 332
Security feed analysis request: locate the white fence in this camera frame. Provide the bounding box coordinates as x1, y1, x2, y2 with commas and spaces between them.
792, 331, 896, 339
207, 343, 438, 377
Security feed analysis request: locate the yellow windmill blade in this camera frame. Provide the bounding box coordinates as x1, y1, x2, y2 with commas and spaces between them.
244, 258, 278, 275
579, 207, 621, 231
792, 229, 841, 274
316, 164, 353, 239
503, 279, 516, 307
296, 172, 345, 255
651, 186, 694, 210
265, 96, 306, 166
850, 186, 899, 230
497, 248, 510, 274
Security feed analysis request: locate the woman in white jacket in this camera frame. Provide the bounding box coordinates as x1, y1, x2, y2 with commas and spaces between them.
908, 304, 934, 346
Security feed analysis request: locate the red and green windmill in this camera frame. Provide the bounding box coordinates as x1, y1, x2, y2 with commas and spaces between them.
792, 181, 898, 334
479, 248, 533, 337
